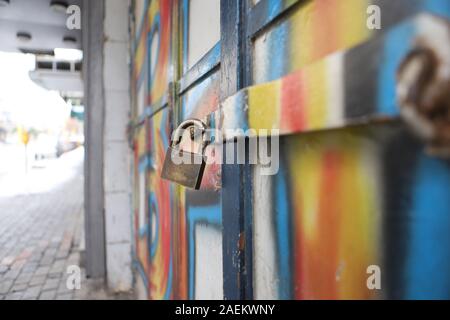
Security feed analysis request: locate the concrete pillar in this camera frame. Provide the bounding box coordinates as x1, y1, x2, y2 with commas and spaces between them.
103, 0, 132, 292
83, 0, 132, 291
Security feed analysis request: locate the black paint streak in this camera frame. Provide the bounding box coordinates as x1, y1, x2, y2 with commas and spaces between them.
344, 35, 384, 119
381, 126, 422, 299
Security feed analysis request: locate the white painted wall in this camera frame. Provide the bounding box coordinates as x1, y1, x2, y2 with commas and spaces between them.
252, 165, 278, 299
188, 0, 221, 69
195, 224, 224, 300
103, 0, 132, 292
134, 269, 148, 300
134, 0, 146, 29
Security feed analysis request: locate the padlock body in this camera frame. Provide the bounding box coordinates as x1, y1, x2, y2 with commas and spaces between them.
161, 146, 207, 190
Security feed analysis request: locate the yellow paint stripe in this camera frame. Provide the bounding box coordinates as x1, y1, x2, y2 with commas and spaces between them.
290, 0, 315, 69
289, 135, 322, 241
336, 134, 379, 299
290, 0, 372, 70
337, 0, 372, 48
304, 60, 328, 130
248, 81, 281, 130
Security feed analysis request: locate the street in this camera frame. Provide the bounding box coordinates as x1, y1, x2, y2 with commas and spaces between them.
0, 147, 84, 299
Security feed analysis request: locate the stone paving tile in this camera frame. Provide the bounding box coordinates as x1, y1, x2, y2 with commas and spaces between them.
2, 269, 20, 281
0, 281, 13, 295
56, 250, 69, 260
39, 256, 54, 267
42, 278, 60, 292
57, 286, 73, 296
28, 254, 42, 263
16, 248, 33, 261
11, 259, 26, 271
5, 291, 24, 300
50, 260, 66, 274
22, 286, 42, 300
0, 265, 9, 274
56, 292, 74, 300
48, 272, 63, 280
39, 290, 57, 300
29, 275, 47, 287
1, 256, 15, 267
13, 273, 33, 285
19, 264, 38, 275
65, 252, 80, 267
34, 266, 51, 276
10, 283, 27, 293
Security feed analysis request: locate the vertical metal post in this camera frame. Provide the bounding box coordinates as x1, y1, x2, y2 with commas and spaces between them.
221, 0, 254, 300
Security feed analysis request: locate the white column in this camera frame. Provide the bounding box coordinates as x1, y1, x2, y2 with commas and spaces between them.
103, 0, 132, 292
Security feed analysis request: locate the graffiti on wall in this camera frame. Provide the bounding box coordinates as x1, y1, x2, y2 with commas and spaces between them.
131, 0, 223, 300
130, 0, 450, 300
256, 124, 450, 300
132, 0, 176, 300
249, 0, 450, 300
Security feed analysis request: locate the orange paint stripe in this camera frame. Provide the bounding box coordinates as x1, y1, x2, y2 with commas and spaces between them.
295, 150, 343, 299
312, 0, 340, 59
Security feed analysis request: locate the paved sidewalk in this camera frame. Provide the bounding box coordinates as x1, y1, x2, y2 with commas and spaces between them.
0, 147, 131, 300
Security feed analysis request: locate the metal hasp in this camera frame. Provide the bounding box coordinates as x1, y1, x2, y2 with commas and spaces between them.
161, 119, 210, 190
397, 16, 450, 158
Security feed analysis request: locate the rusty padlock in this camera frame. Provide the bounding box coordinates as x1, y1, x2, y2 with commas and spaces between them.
161, 119, 210, 189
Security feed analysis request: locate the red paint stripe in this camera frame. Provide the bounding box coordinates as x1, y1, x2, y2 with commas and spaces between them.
281, 71, 306, 132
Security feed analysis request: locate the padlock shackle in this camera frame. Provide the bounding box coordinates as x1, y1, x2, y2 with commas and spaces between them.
171, 119, 208, 147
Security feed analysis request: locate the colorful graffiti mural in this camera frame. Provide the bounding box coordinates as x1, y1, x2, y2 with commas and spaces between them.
132, 0, 176, 300
253, 0, 450, 83
248, 0, 450, 300
212, 14, 449, 138
130, 0, 450, 300
256, 124, 450, 299
131, 0, 223, 300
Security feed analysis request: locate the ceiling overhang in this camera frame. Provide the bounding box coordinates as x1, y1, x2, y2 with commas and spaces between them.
0, 0, 83, 54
